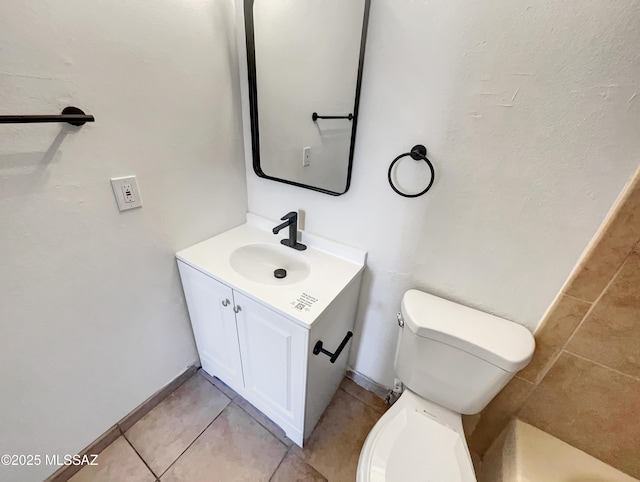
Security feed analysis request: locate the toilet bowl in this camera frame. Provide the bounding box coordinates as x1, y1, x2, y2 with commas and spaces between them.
357, 389, 475, 482
357, 289, 535, 482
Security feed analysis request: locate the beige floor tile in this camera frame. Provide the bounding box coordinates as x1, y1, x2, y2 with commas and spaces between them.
161, 403, 287, 482
518, 352, 640, 478
271, 450, 327, 482
567, 252, 640, 379
198, 369, 238, 400
125, 374, 230, 476
291, 389, 381, 482
234, 397, 292, 447
563, 167, 640, 302
518, 294, 591, 383
340, 377, 388, 414
69, 437, 154, 482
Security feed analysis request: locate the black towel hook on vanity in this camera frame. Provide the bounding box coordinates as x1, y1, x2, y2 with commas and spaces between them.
0, 106, 95, 126
387, 144, 435, 198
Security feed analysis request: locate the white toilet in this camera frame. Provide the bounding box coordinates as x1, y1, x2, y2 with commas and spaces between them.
357, 289, 535, 482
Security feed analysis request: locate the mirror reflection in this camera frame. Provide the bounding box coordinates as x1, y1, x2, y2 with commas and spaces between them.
245, 0, 370, 195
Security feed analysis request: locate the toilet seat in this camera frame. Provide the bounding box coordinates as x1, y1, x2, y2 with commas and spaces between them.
357, 390, 476, 482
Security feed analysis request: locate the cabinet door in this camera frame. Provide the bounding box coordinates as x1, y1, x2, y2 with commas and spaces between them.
233, 292, 307, 443
177, 261, 244, 392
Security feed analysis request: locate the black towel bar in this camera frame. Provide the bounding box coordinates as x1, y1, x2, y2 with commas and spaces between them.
0, 106, 95, 126
313, 331, 353, 363
312, 112, 353, 121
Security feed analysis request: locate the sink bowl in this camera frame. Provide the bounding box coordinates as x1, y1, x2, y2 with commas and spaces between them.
229, 243, 311, 286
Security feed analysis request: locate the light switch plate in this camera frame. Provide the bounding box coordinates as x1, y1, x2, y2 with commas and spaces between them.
302, 147, 311, 167
111, 176, 142, 211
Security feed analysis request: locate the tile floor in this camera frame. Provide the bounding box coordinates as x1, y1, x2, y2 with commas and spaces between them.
69, 371, 387, 481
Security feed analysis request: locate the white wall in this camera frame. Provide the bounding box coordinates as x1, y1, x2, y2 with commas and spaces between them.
253, 0, 365, 192
243, 0, 640, 387
0, 1, 246, 480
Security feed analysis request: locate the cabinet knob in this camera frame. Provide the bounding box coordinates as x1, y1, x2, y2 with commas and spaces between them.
222, 299, 230, 307
233, 305, 242, 313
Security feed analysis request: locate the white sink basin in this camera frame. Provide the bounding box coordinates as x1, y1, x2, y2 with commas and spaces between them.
176, 214, 366, 327
229, 243, 311, 285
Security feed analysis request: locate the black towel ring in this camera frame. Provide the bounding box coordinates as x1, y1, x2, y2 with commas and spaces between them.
387, 145, 435, 198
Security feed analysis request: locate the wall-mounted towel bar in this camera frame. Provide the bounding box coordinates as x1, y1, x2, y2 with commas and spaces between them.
0, 106, 95, 126
312, 112, 353, 121
313, 331, 353, 363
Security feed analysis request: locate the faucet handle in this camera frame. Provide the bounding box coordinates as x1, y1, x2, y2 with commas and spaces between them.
280, 211, 297, 221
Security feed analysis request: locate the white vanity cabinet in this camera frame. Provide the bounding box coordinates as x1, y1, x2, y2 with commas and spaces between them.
233, 291, 307, 438
178, 261, 309, 441
176, 216, 366, 446
177, 263, 245, 392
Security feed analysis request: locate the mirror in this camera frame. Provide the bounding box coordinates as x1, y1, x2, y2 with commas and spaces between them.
244, 0, 370, 195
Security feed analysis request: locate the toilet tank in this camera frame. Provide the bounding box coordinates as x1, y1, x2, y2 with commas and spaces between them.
395, 290, 535, 415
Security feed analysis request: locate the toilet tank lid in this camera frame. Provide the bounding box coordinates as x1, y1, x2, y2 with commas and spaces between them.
401, 290, 535, 372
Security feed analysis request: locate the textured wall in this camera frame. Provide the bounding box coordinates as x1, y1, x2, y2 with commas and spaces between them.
240, 0, 640, 387
467, 167, 640, 478
0, 1, 247, 480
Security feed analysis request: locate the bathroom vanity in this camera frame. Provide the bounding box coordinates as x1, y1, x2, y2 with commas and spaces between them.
176, 214, 366, 445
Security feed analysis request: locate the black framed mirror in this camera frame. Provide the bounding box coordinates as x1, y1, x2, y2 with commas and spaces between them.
244, 0, 371, 196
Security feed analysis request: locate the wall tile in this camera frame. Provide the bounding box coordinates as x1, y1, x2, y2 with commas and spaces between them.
518, 294, 591, 383
567, 252, 640, 379
466, 377, 535, 455
564, 168, 640, 302
518, 352, 640, 478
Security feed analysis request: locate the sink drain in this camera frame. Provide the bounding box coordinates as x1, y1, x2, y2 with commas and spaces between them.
274, 268, 287, 279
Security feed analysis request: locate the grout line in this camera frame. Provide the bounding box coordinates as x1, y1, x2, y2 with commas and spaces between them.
339, 384, 388, 415
268, 445, 291, 482
562, 292, 593, 304
530, 256, 629, 390
561, 255, 629, 349
339, 385, 374, 409
487, 251, 635, 452
513, 375, 535, 386
155, 398, 232, 478
122, 433, 159, 480
232, 399, 290, 448
563, 350, 640, 383
197, 369, 238, 401
117, 366, 198, 434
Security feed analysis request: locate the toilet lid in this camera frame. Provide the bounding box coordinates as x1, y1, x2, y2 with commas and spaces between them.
364, 405, 476, 482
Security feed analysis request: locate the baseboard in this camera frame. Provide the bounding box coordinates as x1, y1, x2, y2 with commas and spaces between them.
116, 365, 197, 433
45, 364, 197, 482
345, 368, 390, 399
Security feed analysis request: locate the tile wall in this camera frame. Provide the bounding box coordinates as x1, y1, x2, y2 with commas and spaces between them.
465, 167, 640, 479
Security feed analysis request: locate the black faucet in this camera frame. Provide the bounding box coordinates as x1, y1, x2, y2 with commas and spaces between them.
273, 212, 307, 251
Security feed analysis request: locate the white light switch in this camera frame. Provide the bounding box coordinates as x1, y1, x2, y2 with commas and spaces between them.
111, 176, 142, 211
302, 147, 311, 167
